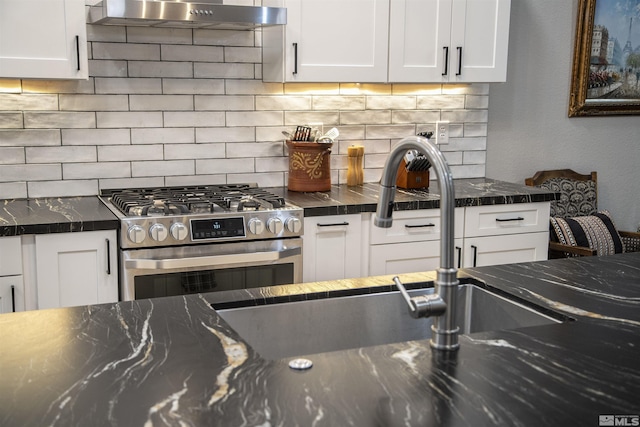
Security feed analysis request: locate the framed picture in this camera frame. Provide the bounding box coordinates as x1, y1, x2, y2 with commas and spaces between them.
569, 0, 640, 117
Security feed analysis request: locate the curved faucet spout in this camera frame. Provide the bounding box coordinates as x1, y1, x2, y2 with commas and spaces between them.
374, 135, 459, 351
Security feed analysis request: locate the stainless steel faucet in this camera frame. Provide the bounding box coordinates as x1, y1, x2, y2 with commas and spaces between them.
374, 135, 459, 351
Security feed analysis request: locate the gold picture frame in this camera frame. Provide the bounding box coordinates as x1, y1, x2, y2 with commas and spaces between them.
569, 0, 640, 117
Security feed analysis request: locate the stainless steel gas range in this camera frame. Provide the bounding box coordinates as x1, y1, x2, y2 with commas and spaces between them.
100, 184, 303, 301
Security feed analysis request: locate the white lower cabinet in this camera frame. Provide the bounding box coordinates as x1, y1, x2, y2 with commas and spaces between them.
303, 214, 363, 282
368, 209, 464, 276
35, 230, 118, 309
0, 236, 25, 314
462, 203, 550, 267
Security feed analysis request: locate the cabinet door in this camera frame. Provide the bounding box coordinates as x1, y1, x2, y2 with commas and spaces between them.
449, 0, 511, 82
35, 230, 118, 309
281, 0, 390, 82
462, 232, 549, 268
303, 215, 363, 282
0, 0, 88, 79
0, 275, 24, 314
389, 0, 452, 82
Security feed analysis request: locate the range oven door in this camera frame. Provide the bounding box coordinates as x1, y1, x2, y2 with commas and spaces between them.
120, 238, 302, 301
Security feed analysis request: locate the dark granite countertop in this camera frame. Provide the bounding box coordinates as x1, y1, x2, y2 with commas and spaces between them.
0, 179, 554, 236
1, 253, 639, 426
0, 196, 118, 236
272, 178, 557, 217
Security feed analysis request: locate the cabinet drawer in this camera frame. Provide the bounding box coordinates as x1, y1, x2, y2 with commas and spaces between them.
370, 208, 464, 245
464, 202, 550, 237
0, 236, 22, 276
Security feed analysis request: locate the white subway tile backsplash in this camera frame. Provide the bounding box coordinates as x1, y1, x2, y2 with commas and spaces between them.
196, 127, 255, 143
162, 79, 225, 95
126, 27, 193, 45
0, 147, 24, 164
164, 112, 225, 127
195, 63, 255, 79
196, 95, 255, 111
93, 42, 161, 61
165, 143, 225, 160
0, 94, 58, 111
62, 129, 131, 146
196, 158, 254, 174
132, 160, 195, 177
95, 78, 163, 94
0, 113, 23, 129
129, 95, 194, 111
63, 162, 130, 179
129, 61, 194, 78
98, 145, 163, 162
226, 142, 283, 158
132, 128, 194, 145
60, 95, 129, 111
97, 112, 163, 128
162, 45, 224, 63
27, 180, 98, 198
226, 111, 282, 127
0, 164, 61, 182
0, 182, 27, 199
24, 112, 96, 129
0, 130, 60, 146
88, 60, 128, 77
26, 146, 96, 164
0, 26, 490, 198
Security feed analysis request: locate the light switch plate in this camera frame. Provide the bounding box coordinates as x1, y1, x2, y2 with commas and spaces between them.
436, 121, 450, 145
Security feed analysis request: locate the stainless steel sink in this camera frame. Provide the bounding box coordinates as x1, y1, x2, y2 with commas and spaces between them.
215, 282, 563, 360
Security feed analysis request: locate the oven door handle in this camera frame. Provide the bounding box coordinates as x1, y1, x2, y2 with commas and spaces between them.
125, 246, 302, 270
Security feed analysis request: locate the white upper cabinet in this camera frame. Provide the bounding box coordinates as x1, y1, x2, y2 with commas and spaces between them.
388, 0, 511, 82
389, 0, 511, 83
263, 0, 390, 82
264, 0, 511, 83
0, 0, 88, 79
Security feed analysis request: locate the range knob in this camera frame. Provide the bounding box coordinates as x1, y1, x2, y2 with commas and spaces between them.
149, 223, 168, 242
127, 224, 146, 244
267, 217, 284, 234
285, 217, 302, 233
170, 222, 188, 241
247, 218, 265, 235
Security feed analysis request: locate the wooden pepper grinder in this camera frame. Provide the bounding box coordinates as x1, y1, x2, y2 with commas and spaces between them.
347, 145, 364, 186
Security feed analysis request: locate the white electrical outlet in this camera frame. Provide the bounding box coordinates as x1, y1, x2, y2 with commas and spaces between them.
436, 121, 450, 144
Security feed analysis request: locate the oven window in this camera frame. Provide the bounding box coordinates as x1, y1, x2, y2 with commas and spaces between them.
134, 264, 295, 299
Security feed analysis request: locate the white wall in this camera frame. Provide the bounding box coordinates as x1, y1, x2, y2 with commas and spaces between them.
486, 0, 640, 231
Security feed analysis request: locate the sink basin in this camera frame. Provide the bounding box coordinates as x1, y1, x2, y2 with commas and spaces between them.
215, 281, 563, 360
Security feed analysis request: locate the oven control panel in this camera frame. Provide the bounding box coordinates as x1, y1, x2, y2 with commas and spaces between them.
119, 209, 304, 249
191, 217, 246, 240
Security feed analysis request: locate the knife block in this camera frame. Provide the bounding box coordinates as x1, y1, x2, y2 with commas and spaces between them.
396, 159, 429, 189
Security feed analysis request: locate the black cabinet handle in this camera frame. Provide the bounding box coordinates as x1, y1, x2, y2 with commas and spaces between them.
317, 222, 349, 227
106, 238, 111, 275
11, 285, 15, 313
442, 46, 449, 76
293, 42, 298, 75
76, 35, 81, 71
455, 246, 462, 269
456, 46, 462, 76
404, 223, 435, 228
495, 217, 525, 222
471, 244, 478, 267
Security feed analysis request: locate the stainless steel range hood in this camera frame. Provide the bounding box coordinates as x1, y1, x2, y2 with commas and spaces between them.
88, 0, 287, 30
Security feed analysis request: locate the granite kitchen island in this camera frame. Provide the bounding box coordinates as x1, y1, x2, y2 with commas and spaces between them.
1, 252, 639, 426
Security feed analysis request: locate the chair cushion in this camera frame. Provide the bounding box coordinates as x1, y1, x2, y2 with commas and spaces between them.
540, 177, 597, 217
549, 211, 625, 255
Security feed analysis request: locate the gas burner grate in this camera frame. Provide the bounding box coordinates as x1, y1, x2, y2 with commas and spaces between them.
106, 184, 287, 216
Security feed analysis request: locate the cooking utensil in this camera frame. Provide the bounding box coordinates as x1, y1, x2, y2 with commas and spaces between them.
282, 130, 294, 139
321, 127, 339, 142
